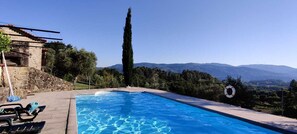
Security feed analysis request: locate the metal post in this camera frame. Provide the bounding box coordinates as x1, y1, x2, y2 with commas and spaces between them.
2, 51, 14, 96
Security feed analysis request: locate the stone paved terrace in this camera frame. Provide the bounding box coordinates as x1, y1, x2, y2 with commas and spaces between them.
6, 88, 297, 134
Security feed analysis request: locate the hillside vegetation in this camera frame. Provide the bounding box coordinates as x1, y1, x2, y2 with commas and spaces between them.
93, 67, 223, 100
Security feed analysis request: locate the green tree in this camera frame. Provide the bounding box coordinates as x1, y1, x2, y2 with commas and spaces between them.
44, 48, 55, 74
94, 68, 124, 88
0, 32, 11, 68
289, 79, 297, 92
0, 32, 11, 52
55, 48, 77, 80
44, 42, 97, 82
44, 41, 72, 52
75, 49, 97, 77
122, 8, 134, 86
283, 79, 297, 118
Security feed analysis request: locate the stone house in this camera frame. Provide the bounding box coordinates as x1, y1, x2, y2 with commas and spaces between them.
0, 25, 46, 70
0, 25, 73, 102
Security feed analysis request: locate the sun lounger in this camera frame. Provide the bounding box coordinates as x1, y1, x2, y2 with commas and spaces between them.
0, 103, 46, 122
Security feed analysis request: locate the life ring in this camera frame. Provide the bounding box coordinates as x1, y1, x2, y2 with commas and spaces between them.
224, 85, 236, 98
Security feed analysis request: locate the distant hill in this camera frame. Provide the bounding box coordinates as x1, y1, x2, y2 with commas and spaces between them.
246, 79, 289, 88
240, 64, 297, 80
109, 63, 297, 82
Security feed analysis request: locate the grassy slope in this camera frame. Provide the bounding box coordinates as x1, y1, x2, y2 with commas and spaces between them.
74, 83, 95, 90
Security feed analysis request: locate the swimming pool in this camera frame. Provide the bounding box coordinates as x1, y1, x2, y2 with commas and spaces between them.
76, 91, 280, 134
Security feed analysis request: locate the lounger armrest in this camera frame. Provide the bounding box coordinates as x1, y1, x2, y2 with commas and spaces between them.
37, 106, 46, 113
26, 105, 46, 115
15, 109, 38, 122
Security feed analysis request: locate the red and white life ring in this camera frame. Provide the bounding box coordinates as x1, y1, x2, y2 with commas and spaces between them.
224, 85, 236, 98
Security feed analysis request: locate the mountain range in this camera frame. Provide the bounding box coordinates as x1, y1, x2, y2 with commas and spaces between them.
109, 63, 297, 82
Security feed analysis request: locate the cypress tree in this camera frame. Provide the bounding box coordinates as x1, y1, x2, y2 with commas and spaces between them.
122, 8, 133, 86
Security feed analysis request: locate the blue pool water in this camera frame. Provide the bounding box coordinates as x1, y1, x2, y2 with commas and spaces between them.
76, 91, 279, 134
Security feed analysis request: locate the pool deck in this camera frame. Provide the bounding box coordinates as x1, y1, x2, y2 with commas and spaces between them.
8, 87, 297, 134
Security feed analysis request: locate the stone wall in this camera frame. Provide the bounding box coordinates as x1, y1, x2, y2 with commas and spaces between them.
0, 87, 9, 103
28, 44, 43, 70
1, 67, 30, 100
28, 68, 73, 92
0, 67, 73, 103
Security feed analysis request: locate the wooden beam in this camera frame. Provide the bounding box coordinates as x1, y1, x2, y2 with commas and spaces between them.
37, 36, 63, 41
0, 25, 60, 34
2, 33, 24, 37
3, 33, 63, 41
11, 40, 43, 44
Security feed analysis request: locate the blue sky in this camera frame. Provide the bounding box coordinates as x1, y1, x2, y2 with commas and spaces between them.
1, 0, 297, 68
